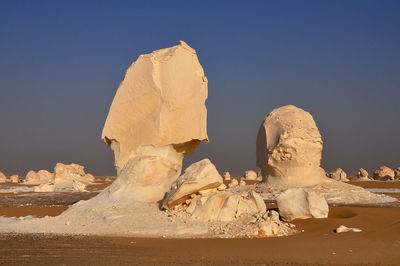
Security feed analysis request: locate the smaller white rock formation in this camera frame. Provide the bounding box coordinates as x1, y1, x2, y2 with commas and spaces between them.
0, 171, 6, 183
357, 168, 370, 180
223, 172, 231, 181
25, 170, 40, 184
162, 159, 223, 209
276, 188, 329, 222
243, 170, 257, 181
395, 168, 400, 180
9, 175, 19, 183
335, 225, 362, 233
38, 170, 54, 183
329, 168, 349, 182
256, 105, 327, 187
373, 166, 395, 180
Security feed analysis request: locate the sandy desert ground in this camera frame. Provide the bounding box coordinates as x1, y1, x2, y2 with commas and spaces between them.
0, 178, 398, 265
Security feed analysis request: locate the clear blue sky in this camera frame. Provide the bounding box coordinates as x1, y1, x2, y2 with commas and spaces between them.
0, 0, 399, 176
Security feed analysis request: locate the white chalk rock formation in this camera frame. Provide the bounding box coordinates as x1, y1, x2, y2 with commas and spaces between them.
38, 170, 54, 183
329, 168, 349, 182
357, 168, 370, 180
223, 172, 231, 181
276, 188, 329, 222
373, 166, 395, 181
25, 170, 40, 184
395, 168, 400, 179
101, 41, 208, 203
51, 163, 94, 191
162, 159, 223, 209
335, 225, 362, 233
0, 171, 6, 183
9, 175, 19, 183
243, 170, 257, 181
256, 105, 327, 187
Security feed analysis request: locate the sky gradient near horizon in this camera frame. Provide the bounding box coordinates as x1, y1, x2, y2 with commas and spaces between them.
0, 0, 399, 177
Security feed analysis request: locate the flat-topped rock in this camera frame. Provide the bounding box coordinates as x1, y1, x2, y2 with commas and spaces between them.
373, 166, 395, 180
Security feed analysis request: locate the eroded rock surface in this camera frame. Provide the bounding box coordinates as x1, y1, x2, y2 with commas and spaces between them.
395, 168, 400, 179
256, 105, 327, 188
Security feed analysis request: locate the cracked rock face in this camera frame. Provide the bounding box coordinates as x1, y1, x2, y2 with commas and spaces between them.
256, 105, 327, 188
101, 41, 208, 203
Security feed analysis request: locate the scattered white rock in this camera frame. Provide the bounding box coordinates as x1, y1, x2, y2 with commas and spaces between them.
9, 175, 19, 183
276, 188, 329, 222
162, 159, 223, 209
228, 179, 238, 188
243, 170, 257, 181
373, 166, 395, 180
223, 172, 231, 181
395, 168, 400, 179
357, 168, 370, 180
329, 168, 349, 182
0, 171, 6, 183
335, 225, 362, 233
239, 180, 246, 186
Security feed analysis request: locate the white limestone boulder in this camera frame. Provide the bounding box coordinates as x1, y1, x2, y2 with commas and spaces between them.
256, 105, 327, 188
9, 175, 19, 183
162, 159, 222, 209
335, 225, 362, 233
243, 170, 257, 181
329, 168, 349, 182
373, 166, 395, 180
357, 168, 370, 180
276, 188, 329, 222
0, 171, 6, 183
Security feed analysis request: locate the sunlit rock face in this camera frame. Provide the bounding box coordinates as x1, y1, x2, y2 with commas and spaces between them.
102, 41, 208, 202
256, 105, 327, 188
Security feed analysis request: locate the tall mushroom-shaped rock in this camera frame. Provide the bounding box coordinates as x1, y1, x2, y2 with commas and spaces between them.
101, 41, 208, 202
256, 105, 327, 188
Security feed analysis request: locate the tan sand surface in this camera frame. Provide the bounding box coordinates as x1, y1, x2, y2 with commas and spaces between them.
0, 205, 398, 265
0, 177, 398, 264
